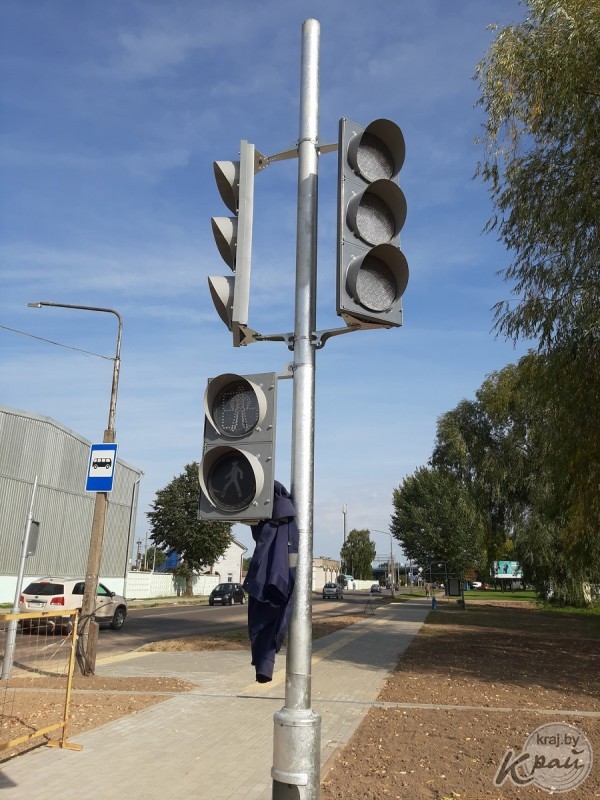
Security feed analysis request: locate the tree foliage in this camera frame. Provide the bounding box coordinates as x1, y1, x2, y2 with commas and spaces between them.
473, 1, 600, 604
147, 463, 232, 594
340, 529, 376, 580
391, 467, 485, 577
476, 0, 600, 347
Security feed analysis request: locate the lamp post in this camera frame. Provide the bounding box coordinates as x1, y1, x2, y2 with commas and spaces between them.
28, 301, 122, 675
341, 504, 347, 578
371, 529, 396, 599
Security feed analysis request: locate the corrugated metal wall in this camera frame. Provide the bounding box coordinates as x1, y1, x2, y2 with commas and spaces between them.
0, 406, 142, 579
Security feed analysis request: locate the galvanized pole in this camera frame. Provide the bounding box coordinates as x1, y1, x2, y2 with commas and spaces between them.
1, 475, 38, 681
271, 18, 321, 800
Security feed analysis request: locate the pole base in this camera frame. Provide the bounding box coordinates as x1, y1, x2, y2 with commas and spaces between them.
272, 707, 321, 799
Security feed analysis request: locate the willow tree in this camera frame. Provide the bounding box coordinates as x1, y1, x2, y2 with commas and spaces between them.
476, 1, 600, 600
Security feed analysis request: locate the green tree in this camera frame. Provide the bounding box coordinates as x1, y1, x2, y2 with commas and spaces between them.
391, 467, 485, 577
475, 1, 600, 589
476, 0, 600, 348
147, 463, 232, 595
340, 529, 376, 581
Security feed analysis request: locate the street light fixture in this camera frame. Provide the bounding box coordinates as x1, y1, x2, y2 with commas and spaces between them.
28, 301, 122, 675
371, 528, 396, 599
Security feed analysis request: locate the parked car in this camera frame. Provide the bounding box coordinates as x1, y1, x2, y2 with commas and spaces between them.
209, 582, 246, 606
322, 582, 344, 600
19, 577, 127, 632
371, 583, 382, 593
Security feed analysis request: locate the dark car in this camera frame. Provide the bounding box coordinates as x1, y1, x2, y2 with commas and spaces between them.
209, 582, 246, 606
322, 582, 344, 600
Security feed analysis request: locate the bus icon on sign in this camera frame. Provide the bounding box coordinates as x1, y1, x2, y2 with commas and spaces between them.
92, 457, 112, 470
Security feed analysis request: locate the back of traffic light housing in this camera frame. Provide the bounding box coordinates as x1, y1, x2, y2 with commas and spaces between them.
336, 118, 409, 328
198, 372, 277, 522
208, 141, 265, 347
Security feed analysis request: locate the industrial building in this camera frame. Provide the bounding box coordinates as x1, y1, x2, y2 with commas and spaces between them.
0, 406, 142, 604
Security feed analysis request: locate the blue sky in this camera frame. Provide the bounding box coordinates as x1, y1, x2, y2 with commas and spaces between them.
0, 0, 529, 567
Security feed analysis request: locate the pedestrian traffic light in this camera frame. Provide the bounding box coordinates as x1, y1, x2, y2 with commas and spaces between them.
198, 372, 277, 522
208, 140, 264, 347
336, 118, 409, 328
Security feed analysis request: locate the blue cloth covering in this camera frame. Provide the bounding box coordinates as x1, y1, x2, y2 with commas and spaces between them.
243, 481, 298, 682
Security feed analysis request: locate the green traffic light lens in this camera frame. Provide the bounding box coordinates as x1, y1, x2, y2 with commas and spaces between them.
354, 256, 397, 312
206, 451, 257, 512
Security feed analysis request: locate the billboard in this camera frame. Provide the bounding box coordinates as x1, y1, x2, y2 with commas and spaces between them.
494, 560, 522, 579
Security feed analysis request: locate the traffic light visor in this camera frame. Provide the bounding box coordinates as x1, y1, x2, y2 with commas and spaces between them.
213, 160, 240, 214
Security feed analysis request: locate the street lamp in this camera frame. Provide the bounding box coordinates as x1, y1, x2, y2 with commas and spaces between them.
341, 504, 347, 577
371, 529, 396, 599
28, 301, 122, 675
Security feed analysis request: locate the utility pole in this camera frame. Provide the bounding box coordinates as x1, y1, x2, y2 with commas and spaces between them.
271, 19, 321, 800
28, 301, 122, 676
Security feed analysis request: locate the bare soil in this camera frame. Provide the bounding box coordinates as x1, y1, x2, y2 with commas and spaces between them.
321, 601, 600, 800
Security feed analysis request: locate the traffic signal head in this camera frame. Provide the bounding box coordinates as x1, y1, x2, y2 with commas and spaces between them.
337, 118, 409, 328
198, 372, 277, 522
208, 141, 265, 347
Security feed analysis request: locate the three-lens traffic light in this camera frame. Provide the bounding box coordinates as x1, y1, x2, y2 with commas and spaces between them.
336, 118, 409, 328
208, 141, 264, 347
198, 372, 277, 522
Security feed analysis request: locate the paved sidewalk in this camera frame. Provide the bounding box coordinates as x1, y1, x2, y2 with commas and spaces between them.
0, 598, 430, 800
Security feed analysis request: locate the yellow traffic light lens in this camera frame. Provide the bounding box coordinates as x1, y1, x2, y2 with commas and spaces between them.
355, 194, 396, 245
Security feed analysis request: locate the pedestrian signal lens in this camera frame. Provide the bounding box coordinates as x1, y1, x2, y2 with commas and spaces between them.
205, 451, 257, 513
211, 379, 260, 438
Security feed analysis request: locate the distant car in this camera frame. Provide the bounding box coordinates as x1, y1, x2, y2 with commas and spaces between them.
371, 584, 382, 593
322, 582, 344, 600
19, 578, 127, 633
209, 583, 246, 606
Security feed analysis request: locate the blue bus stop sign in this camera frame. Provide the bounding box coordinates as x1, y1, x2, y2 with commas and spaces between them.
85, 443, 118, 492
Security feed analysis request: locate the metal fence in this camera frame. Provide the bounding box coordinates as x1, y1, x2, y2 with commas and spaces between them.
0, 609, 82, 759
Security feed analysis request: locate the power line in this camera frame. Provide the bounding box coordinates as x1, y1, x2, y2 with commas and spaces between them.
0, 324, 114, 361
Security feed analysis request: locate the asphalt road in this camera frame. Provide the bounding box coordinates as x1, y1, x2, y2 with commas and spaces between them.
96, 590, 379, 659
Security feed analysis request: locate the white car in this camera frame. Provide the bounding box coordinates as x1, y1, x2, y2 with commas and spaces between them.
19, 577, 127, 632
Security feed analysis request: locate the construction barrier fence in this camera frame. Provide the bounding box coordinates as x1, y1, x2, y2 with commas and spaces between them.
0, 609, 82, 759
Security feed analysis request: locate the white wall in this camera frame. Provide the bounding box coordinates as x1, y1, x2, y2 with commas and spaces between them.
124, 571, 219, 599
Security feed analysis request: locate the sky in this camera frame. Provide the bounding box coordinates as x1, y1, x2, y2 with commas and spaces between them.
0, 0, 530, 569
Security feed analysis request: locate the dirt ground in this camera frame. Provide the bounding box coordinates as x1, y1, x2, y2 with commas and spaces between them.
321, 601, 600, 800
2, 602, 599, 800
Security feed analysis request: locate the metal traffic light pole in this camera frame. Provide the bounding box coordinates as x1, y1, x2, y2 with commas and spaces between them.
271, 18, 321, 800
